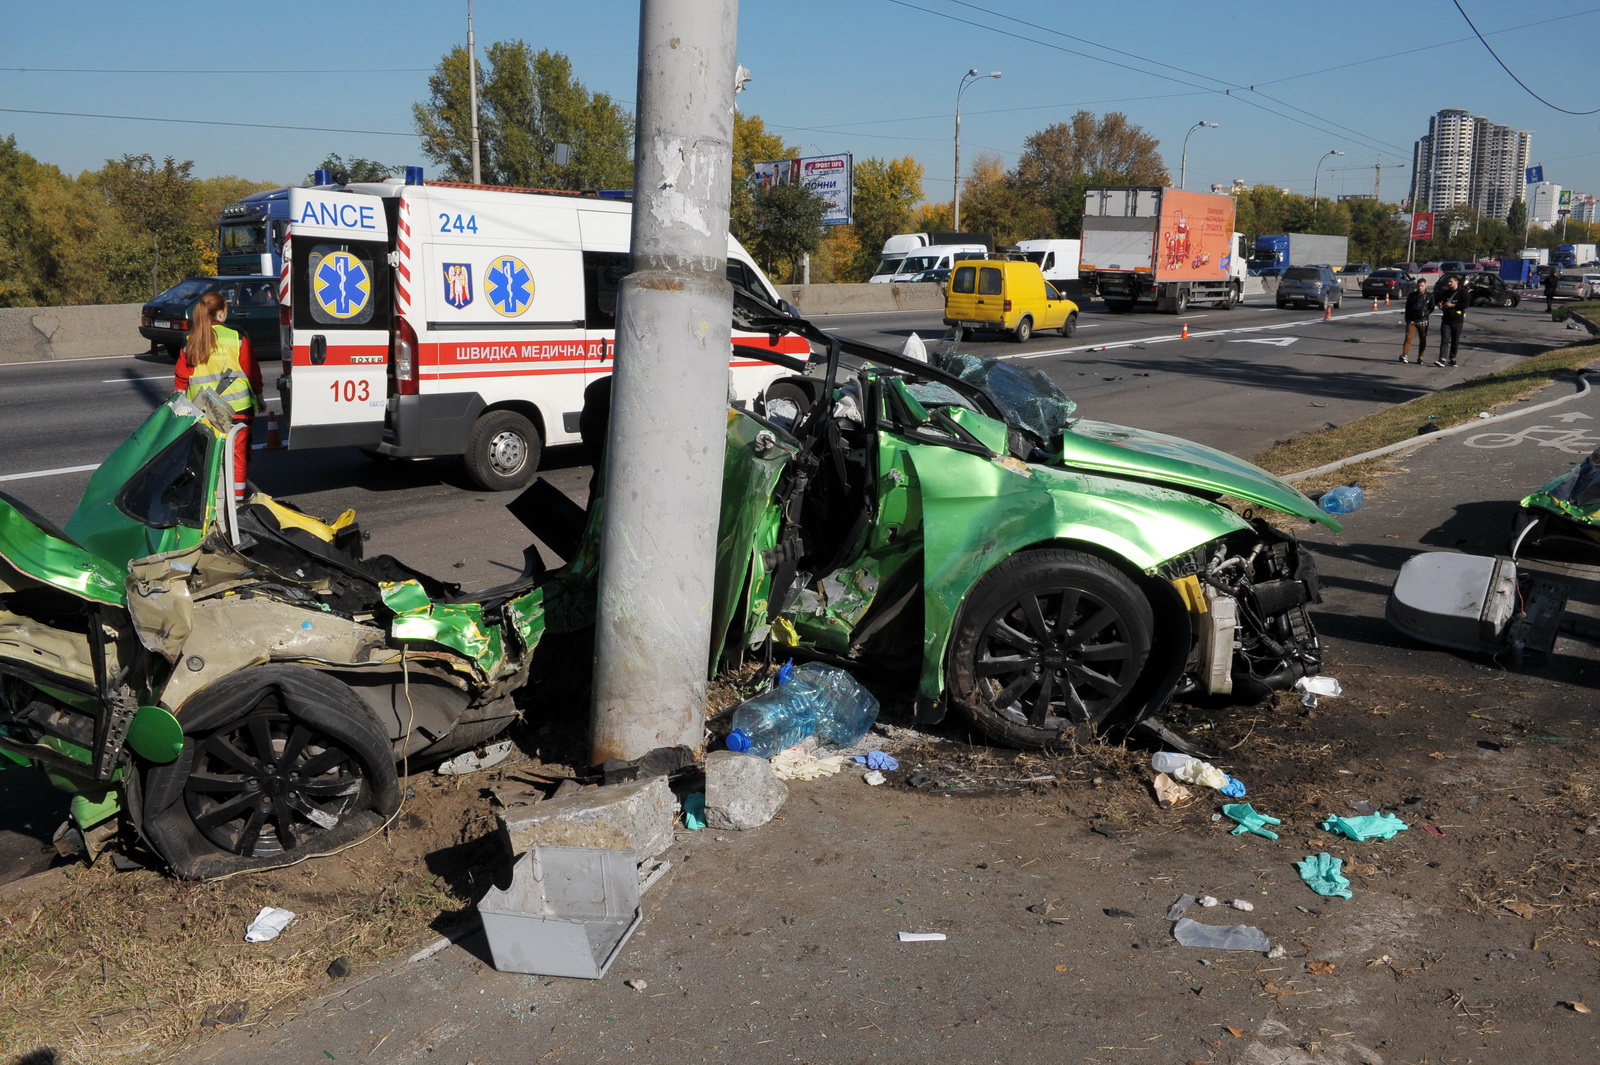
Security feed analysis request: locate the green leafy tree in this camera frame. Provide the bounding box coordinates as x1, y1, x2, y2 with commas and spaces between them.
306, 154, 399, 183
749, 182, 827, 283
1011, 111, 1168, 237
1506, 199, 1527, 244
731, 113, 797, 247
96, 154, 201, 297
1345, 198, 1406, 266
413, 42, 633, 190
845, 156, 923, 281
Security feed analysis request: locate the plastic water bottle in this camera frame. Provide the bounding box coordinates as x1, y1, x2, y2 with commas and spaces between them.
1150, 751, 1247, 798
1318, 484, 1364, 515
726, 663, 880, 757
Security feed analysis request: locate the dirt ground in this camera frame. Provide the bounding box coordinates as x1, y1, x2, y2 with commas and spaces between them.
8, 400, 1600, 1063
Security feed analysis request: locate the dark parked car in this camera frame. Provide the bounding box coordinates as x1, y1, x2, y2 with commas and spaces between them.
1338, 263, 1373, 276
1276, 264, 1344, 309
1360, 269, 1418, 300
1391, 261, 1421, 274
139, 276, 280, 359
1442, 272, 1520, 307
1438, 260, 1470, 274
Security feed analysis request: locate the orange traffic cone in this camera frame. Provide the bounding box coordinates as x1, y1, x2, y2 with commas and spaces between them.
1384, 293, 1391, 307
1180, 321, 1190, 339
1323, 303, 1333, 322
261, 409, 284, 450
1371, 296, 1379, 310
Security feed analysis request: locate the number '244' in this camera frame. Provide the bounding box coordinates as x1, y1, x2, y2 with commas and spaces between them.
438, 213, 479, 234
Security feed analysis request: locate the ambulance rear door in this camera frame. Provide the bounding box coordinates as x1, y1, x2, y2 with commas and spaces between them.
283, 188, 392, 449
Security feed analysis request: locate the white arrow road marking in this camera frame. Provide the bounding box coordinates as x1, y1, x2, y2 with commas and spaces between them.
1552, 411, 1594, 422
1230, 337, 1299, 346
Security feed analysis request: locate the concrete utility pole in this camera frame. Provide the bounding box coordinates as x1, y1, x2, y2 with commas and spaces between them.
590, 0, 740, 763
467, 0, 481, 185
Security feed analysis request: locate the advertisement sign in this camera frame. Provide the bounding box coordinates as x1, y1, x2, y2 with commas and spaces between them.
753, 153, 854, 225
1410, 212, 1434, 241
1526, 165, 1544, 185
1153, 189, 1234, 282
1559, 189, 1573, 208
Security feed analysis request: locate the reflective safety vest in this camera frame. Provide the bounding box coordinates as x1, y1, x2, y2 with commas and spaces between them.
184, 325, 257, 414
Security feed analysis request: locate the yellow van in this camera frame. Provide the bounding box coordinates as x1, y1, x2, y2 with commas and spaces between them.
943, 259, 1079, 342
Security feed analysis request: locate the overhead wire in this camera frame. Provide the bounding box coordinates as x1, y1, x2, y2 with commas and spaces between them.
1450, 0, 1600, 116
0, 107, 414, 138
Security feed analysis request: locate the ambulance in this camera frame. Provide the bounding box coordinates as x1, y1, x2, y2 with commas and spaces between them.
278, 177, 808, 490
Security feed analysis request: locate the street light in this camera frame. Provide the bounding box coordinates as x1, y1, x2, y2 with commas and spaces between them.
1311, 149, 1344, 218
1179, 121, 1217, 190
953, 68, 1002, 230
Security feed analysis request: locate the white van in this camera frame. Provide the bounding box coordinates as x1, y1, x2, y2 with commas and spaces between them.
869, 233, 933, 283
1015, 239, 1082, 286
886, 243, 989, 282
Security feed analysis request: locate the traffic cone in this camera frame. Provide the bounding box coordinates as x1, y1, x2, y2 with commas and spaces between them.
1323, 303, 1333, 322
1384, 293, 1391, 307
261, 409, 284, 450
1180, 321, 1190, 339
1371, 296, 1379, 310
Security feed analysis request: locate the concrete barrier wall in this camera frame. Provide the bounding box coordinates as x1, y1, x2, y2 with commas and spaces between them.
775, 282, 946, 316
0, 303, 143, 362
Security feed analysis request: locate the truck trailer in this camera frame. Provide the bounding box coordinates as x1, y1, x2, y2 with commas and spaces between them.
1555, 243, 1598, 268
1078, 187, 1244, 314
1249, 233, 1349, 272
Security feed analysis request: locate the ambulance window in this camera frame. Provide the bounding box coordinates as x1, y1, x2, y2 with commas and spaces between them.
583, 251, 629, 330
300, 242, 383, 327
726, 259, 775, 305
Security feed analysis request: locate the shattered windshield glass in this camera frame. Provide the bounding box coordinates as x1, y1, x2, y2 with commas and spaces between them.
932, 348, 1078, 449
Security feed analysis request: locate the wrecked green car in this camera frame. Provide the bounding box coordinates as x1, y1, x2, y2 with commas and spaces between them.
1513, 447, 1600, 557
0, 392, 543, 879
697, 303, 1339, 750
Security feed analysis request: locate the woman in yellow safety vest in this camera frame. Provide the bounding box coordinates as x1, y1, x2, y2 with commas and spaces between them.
174, 290, 264, 501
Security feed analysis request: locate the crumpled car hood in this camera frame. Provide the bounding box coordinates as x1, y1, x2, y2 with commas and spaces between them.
1054, 419, 1340, 530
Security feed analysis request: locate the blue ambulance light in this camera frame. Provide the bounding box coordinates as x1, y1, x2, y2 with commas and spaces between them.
313, 169, 333, 186
405, 165, 425, 186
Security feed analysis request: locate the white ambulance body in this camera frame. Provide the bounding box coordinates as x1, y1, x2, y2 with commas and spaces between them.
279, 179, 807, 490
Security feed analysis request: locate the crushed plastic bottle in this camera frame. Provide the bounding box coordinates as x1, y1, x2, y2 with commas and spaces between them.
1150, 752, 1247, 798
726, 663, 880, 757
1318, 484, 1365, 515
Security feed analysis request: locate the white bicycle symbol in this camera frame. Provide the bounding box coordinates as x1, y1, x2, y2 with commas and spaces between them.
1465, 424, 1600, 454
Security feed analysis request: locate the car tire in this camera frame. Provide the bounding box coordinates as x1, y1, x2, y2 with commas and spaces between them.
1220, 288, 1238, 310
947, 549, 1154, 749
1013, 316, 1033, 343
1335, 294, 1343, 308
1276, 299, 1287, 309
1174, 288, 1189, 314
759, 380, 814, 426
140, 665, 401, 880
465, 410, 541, 492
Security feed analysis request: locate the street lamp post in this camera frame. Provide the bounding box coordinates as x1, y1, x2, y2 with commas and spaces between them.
1179, 121, 1217, 190
953, 68, 1001, 230
1311, 149, 1344, 221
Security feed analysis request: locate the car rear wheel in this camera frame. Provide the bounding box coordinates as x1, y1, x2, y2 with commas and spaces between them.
140, 665, 400, 879
465, 410, 542, 491
1060, 312, 1077, 337
947, 549, 1154, 749
1013, 316, 1033, 343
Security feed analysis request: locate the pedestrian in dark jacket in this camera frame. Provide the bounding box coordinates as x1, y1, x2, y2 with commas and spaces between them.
1545, 270, 1559, 312
1433, 275, 1466, 367
1399, 277, 1432, 364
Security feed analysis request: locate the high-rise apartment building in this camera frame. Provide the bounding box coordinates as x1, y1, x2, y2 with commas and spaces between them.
1409, 108, 1531, 220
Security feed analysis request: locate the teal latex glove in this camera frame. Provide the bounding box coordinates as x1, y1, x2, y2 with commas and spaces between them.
1320, 812, 1408, 841
683, 792, 706, 831
1223, 802, 1282, 840
1297, 852, 1353, 899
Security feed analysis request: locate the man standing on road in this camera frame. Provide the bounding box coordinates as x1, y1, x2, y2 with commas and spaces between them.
1399, 277, 1432, 364
1434, 275, 1465, 368
1545, 269, 1559, 313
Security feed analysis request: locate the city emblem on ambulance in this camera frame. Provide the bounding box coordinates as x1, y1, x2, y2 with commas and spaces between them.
442, 263, 473, 309
486, 255, 534, 317
313, 251, 371, 319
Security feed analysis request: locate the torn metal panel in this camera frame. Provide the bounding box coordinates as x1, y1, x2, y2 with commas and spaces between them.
382, 581, 507, 677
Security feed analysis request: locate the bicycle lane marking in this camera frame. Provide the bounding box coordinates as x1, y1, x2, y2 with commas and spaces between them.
1464, 423, 1600, 453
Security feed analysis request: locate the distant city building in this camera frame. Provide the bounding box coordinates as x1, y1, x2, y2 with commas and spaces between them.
1409, 108, 1531, 219
1572, 194, 1597, 225
1529, 182, 1562, 227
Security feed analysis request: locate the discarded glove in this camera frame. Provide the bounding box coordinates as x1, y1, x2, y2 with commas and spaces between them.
1296, 852, 1353, 899
1218, 776, 1248, 799
770, 749, 847, 781
1320, 812, 1408, 841
851, 751, 900, 772
683, 792, 706, 831
1223, 803, 1282, 840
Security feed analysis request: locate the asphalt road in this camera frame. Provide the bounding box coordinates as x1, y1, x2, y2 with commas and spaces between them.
0, 295, 1581, 878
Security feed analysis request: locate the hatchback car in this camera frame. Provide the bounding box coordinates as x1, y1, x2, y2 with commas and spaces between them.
1276, 265, 1344, 309
1442, 272, 1520, 308
139, 275, 280, 358
1360, 269, 1418, 300
3, 301, 1336, 877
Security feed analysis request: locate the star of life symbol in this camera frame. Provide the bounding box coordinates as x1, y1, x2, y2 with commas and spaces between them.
486, 256, 533, 317
443, 263, 473, 309
314, 252, 371, 319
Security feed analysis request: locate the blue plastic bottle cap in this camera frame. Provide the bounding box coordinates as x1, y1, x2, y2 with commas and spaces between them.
726, 729, 754, 753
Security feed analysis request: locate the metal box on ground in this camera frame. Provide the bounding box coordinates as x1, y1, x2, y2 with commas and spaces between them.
478, 845, 642, 979
1387, 552, 1565, 658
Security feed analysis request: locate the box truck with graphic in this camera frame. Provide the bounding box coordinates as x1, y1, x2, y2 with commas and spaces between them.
1078, 187, 1244, 314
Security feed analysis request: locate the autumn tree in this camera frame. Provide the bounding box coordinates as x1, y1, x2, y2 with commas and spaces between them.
731, 112, 798, 247
413, 42, 633, 190
1012, 112, 1168, 236
957, 153, 1053, 246
846, 156, 924, 281
97, 154, 202, 297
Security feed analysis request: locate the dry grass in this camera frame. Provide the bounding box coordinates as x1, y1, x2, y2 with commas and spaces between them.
1251, 339, 1600, 479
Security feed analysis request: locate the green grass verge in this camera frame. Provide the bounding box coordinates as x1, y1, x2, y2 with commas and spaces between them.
1552, 300, 1600, 323
1251, 337, 1600, 480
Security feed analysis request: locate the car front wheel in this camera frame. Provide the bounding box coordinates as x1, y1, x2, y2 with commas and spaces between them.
140, 665, 401, 879
947, 549, 1154, 749
1060, 312, 1077, 338
465, 410, 542, 491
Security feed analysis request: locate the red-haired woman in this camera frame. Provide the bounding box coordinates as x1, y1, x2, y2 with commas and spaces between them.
174, 290, 263, 500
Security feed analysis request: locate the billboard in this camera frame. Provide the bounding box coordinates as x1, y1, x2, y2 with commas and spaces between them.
1410, 212, 1434, 241
753, 153, 853, 225
1153, 189, 1235, 282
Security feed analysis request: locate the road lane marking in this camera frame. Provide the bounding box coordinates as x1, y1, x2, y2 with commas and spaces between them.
103, 375, 175, 383
1232, 337, 1298, 346
1011, 310, 1393, 359
0, 463, 100, 483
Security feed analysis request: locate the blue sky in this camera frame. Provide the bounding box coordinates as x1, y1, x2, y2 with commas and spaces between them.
3, 1, 1596, 209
